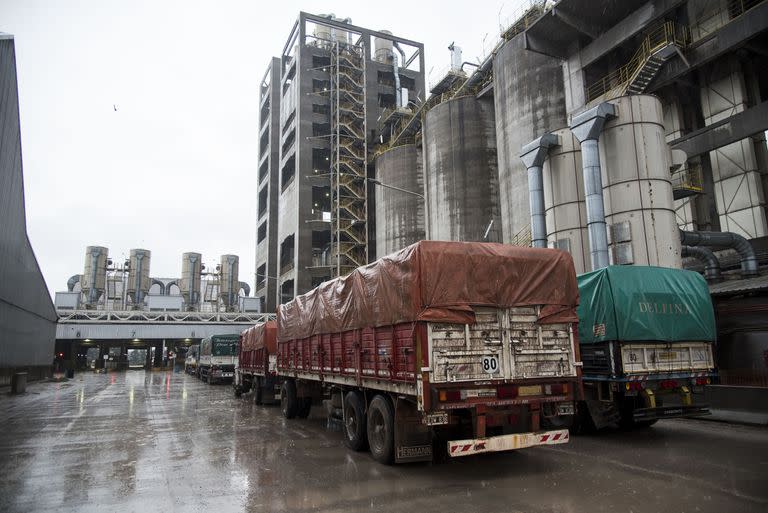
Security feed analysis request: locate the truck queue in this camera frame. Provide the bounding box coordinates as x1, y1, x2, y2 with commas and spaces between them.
197, 241, 716, 465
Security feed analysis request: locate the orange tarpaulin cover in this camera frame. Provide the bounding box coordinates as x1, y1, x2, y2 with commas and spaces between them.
241, 321, 277, 352
277, 241, 579, 341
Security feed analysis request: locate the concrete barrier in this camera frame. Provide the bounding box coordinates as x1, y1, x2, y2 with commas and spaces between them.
703, 385, 768, 426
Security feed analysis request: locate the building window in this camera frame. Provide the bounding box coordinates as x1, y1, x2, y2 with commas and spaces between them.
258, 186, 268, 218
281, 156, 296, 191
257, 222, 267, 243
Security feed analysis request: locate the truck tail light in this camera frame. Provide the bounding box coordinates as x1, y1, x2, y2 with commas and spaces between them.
438, 390, 461, 402
546, 384, 568, 395
695, 377, 710, 385
497, 385, 518, 399
660, 380, 678, 390
625, 381, 644, 391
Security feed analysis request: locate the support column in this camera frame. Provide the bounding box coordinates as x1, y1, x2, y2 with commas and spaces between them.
520, 133, 560, 248
570, 103, 616, 270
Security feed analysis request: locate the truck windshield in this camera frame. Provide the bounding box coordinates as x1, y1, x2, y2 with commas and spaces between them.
212, 341, 238, 356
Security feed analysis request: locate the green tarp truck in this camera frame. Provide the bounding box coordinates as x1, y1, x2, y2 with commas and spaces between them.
575, 266, 716, 430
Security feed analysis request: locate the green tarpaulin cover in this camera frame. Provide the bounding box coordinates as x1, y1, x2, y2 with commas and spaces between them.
577, 266, 716, 344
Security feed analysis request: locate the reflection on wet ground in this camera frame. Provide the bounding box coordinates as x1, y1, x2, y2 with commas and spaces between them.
1, 370, 766, 512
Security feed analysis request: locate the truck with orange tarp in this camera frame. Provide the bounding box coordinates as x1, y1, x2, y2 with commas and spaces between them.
274, 241, 583, 464
234, 321, 282, 405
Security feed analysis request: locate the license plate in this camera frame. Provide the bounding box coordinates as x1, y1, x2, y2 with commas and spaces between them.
424, 412, 449, 426
222, 372, 233, 377
462, 388, 496, 399
518, 385, 542, 396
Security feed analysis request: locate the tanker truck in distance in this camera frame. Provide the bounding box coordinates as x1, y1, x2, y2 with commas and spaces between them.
574, 266, 716, 431
275, 241, 582, 464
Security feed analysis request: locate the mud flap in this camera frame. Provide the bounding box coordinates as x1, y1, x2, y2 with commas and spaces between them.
394, 397, 433, 463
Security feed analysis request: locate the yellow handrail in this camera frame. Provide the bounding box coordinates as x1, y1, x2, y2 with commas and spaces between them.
586, 21, 690, 102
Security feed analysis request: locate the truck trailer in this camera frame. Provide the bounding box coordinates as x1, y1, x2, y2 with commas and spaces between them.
275, 241, 582, 464
198, 334, 239, 384
575, 266, 716, 431
234, 321, 281, 404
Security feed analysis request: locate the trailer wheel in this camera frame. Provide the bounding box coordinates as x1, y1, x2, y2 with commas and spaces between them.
343, 391, 368, 451
571, 401, 597, 435
281, 379, 299, 419
254, 377, 263, 405
297, 398, 312, 419
367, 395, 395, 464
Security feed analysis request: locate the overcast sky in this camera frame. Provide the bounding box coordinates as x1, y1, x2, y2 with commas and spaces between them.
1, 0, 528, 297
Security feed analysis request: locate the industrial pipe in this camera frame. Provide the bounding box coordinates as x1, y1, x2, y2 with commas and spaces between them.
133, 252, 145, 307
393, 42, 406, 109
239, 281, 251, 298
681, 245, 722, 282
570, 103, 616, 270
680, 230, 759, 276
520, 133, 560, 248
88, 249, 100, 305
67, 274, 81, 292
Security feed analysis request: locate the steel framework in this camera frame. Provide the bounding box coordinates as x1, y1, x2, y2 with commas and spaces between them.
329, 39, 368, 277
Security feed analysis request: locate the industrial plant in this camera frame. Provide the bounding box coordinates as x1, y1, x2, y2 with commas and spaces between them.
251, 3, 768, 391
55, 247, 257, 313
2, 1, 768, 510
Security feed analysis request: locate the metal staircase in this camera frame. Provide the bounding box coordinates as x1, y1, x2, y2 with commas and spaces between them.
587, 22, 690, 102
330, 41, 368, 277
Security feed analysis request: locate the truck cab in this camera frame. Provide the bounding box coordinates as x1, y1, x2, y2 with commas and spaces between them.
198, 335, 239, 384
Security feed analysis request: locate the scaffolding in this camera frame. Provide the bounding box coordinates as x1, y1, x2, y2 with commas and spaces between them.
330, 40, 368, 277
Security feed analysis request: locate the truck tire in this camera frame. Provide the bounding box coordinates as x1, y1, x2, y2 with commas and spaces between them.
254, 377, 263, 405
281, 379, 299, 419
234, 385, 242, 398
343, 391, 368, 451
297, 397, 312, 419
367, 395, 395, 464
571, 401, 597, 435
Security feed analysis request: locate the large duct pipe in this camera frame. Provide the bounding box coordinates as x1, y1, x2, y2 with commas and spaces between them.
520, 133, 560, 248
680, 230, 759, 276
88, 250, 100, 305
393, 42, 406, 108
67, 274, 81, 292
570, 103, 616, 270
681, 245, 722, 282
133, 252, 146, 307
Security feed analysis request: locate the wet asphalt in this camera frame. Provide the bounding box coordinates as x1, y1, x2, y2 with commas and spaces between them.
1, 370, 766, 513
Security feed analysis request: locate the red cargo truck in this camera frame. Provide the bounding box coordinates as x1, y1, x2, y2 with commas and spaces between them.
234, 321, 281, 405
277, 241, 582, 464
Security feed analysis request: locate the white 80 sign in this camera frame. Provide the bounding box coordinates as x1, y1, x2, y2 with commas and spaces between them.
482, 355, 500, 374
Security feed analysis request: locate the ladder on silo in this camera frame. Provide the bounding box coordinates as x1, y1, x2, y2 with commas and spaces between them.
329, 39, 368, 278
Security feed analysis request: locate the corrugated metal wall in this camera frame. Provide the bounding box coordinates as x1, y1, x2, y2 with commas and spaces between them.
0, 35, 57, 371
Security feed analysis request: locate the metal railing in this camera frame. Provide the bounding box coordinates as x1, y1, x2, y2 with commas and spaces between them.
510, 224, 532, 247
689, 0, 767, 42
671, 162, 704, 194
586, 21, 690, 102
57, 309, 275, 324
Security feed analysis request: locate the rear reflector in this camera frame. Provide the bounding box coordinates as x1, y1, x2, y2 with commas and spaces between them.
695, 377, 711, 385
660, 380, 679, 389
439, 390, 461, 402
545, 384, 568, 395
497, 385, 518, 399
